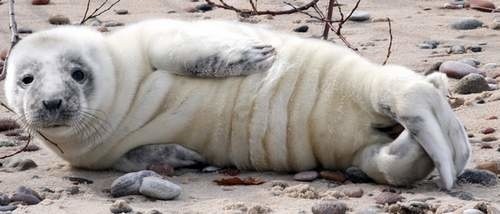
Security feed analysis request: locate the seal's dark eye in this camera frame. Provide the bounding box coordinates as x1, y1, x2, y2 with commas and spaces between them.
21, 75, 34, 85
71, 68, 86, 82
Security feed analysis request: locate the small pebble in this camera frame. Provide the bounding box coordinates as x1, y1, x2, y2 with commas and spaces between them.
319, 170, 346, 183
65, 186, 79, 195
467, 46, 482, 52
448, 191, 475, 200
0, 193, 10, 206
343, 188, 363, 198
425, 61, 442, 75
139, 176, 181, 200
11, 186, 42, 205
114, 9, 128, 15
311, 201, 347, 214
439, 61, 485, 79
482, 136, 497, 142
374, 192, 403, 205
293, 25, 309, 33
31, 0, 49, 5
103, 21, 124, 27
63, 176, 94, 185
451, 18, 483, 30
481, 143, 493, 149
454, 73, 490, 94
388, 201, 430, 214
293, 171, 319, 181
17, 27, 33, 34
463, 208, 485, 214
476, 161, 500, 174
48, 15, 70, 25
481, 127, 495, 134
345, 167, 372, 183
6, 158, 37, 171
457, 169, 497, 186
487, 116, 498, 120
349, 11, 370, 22
23, 144, 40, 152
110, 200, 132, 214
448, 45, 466, 54
110, 170, 161, 197
195, 3, 213, 12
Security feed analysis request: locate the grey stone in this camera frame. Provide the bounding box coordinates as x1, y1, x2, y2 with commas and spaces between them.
11, 186, 42, 205
458, 169, 497, 186
103, 21, 125, 27
449, 45, 466, 54
451, 18, 483, 30
349, 11, 370, 22
139, 176, 181, 200
418, 40, 439, 49
454, 73, 490, 94
293, 171, 319, 181
110, 200, 132, 214
311, 201, 347, 214
65, 186, 79, 195
448, 191, 475, 200
110, 170, 161, 197
48, 15, 70, 25
374, 192, 403, 205
6, 158, 37, 171
195, 3, 213, 12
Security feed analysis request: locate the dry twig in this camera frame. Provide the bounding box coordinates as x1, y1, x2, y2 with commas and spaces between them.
382, 18, 393, 65
0, 0, 20, 81
80, 0, 122, 24
205, 0, 319, 17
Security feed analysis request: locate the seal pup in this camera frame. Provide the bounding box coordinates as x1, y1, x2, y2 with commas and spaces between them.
5, 19, 470, 189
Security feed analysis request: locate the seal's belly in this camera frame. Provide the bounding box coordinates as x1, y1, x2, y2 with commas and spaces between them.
156, 39, 388, 171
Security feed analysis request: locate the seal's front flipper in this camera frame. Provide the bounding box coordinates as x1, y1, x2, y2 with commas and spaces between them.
112, 144, 206, 172
147, 31, 276, 78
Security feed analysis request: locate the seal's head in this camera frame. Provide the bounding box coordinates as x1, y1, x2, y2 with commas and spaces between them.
5, 26, 115, 139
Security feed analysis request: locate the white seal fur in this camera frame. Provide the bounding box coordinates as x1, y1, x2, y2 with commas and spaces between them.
5, 19, 470, 189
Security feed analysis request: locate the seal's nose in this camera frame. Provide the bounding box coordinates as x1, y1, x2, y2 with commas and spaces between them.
42, 99, 62, 111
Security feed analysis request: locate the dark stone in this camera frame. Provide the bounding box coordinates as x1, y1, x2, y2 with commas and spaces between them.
0, 193, 10, 206
294, 25, 309, 33
115, 9, 129, 15
18, 27, 33, 34
451, 18, 483, 30
195, 3, 213, 12
62, 176, 94, 185
344, 167, 373, 183
48, 15, 70, 25
454, 73, 490, 94
458, 169, 497, 186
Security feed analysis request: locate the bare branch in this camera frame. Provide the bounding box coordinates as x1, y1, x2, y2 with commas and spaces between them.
322, 0, 335, 40
0, 0, 20, 81
382, 18, 393, 65
80, 0, 122, 25
205, 0, 320, 17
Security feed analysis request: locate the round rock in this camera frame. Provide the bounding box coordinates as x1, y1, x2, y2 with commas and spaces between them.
110, 170, 161, 197
374, 192, 403, 205
454, 73, 490, 94
0, 193, 10, 206
349, 11, 370, 22
319, 170, 346, 183
48, 15, 70, 25
293, 171, 319, 181
114, 9, 129, 15
451, 18, 483, 30
11, 186, 42, 205
311, 201, 347, 214
439, 61, 485, 79
139, 176, 182, 200
448, 45, 466, 54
